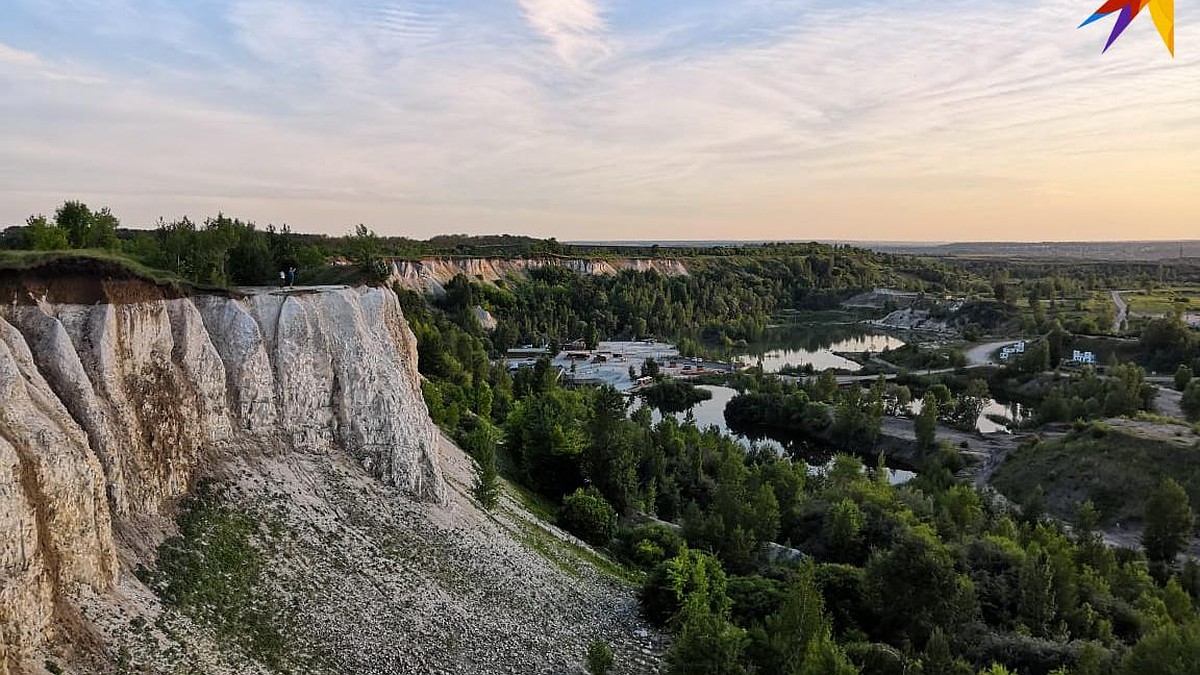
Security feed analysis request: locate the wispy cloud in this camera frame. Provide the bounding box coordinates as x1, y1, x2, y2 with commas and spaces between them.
0, 0, 1197, 241
517, 0, 610, 67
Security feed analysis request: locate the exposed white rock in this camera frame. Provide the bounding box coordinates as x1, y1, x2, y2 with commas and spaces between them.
388, 257, 689, 296
0, 284, 443, 673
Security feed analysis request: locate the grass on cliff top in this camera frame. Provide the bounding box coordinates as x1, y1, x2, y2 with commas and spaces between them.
991, 423, 1200, 526
0, 249, 228, 293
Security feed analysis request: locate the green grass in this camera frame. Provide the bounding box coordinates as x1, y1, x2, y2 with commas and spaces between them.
1124, 288, 1200, 316
500, 481, 641, 584
505, 480, 560, 524
991, 426, 1200, 526
0, 249, 227, 293
141, 483, 306, 671
506, 510, 642, 585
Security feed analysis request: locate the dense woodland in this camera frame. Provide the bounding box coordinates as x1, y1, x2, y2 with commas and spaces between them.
404, 286, 1200, 675
8, 201, 1200, 674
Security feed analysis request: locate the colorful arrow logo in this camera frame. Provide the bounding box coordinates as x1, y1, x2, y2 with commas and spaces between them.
1080, 0, 1174, 55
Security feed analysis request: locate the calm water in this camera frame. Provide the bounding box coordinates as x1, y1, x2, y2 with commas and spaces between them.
733, 324, 906, 373
645, 385, 916, 484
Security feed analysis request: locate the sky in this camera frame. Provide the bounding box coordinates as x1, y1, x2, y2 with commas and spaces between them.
2, 0, 1198, 242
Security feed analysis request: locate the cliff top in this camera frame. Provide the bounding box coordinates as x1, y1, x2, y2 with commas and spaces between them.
0, 250, 234, 305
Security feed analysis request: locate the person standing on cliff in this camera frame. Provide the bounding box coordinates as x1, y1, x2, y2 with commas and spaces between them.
279, 270, 286, 287
287, 267, 296, 287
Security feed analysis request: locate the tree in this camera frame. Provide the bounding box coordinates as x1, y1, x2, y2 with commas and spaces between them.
916, 393, 939, 450
642, 357, 661, 379
350, 224, 389, 281
825, 499, 864, 563
1143, 478, 1194, 566
813, 370, 839, 403
1047, 320, 1070, 365
863, 525, 977, 644
952, 378, 990, 431
1018, 550, 1057, 638
1120, 621, 1200, 675
54, 200, 93, 248
585, 386, 639, 514
586, 640, 614, 675
1175, 365, 1193, 392
662, 548, 748, 675
466, 426, 501, 510
560, 487, 618, 546
667, 610, 748, 675
50, 200, 119, 249
760, 564, 857, 675
1182, 381, 1200, 423
22, 214, 69, 250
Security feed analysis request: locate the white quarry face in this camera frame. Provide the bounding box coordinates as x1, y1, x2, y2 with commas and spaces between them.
0, 284, 444, 670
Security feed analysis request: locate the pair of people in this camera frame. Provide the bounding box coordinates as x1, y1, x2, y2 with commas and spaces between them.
278, 267, 297, 287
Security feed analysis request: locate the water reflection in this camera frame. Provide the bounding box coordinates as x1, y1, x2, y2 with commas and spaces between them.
641, 385, 915, 485
730, 324, 907, 373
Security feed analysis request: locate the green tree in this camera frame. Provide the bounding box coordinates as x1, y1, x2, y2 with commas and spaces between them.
1018, 550, 1057, 638
1047, 320, 1070, 365
863, 525, 977, 644
1120, 621, 1200, 675
642, 357, 661, 379
52, 200, 119, 249
813, 370, 839, 403
761, 564, 857, 675
54, 200, 93, 248
667, 610, 748, 675
1182, 380, 1200, 422
22, 214, 69, 250
1143, 478, 1194, 566
916, 393, 939, 450
586, 639, 614, 675
663, 548, 748, 675
350, 224, 389, 281
466, 426, 501, 510
825, 499, 864, 563
560, 487, 618, 546
1175, 365, 1193, 392
585, 386, 639, 514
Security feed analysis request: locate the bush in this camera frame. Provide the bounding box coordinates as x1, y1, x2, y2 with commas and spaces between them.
586, 639, 614, 675
615, 523, 685, 570
560, 487, 618, 546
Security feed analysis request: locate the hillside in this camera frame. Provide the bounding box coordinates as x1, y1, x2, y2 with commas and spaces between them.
0, 261, 659, 674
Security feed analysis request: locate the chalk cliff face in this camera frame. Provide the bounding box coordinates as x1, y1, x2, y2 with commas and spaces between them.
388, 257, 689, 295
0, 281, 441, 674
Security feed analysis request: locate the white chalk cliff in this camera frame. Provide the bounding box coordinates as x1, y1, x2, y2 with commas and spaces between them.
0, 281, 442, 674
388, 256, 689, 296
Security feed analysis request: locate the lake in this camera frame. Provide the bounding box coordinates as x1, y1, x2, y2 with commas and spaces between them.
732, 324, 907, 373
644, 385, 917, 484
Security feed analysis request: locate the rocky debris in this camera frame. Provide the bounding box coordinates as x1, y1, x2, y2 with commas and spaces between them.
76, 436, 665, 675
866, 308, 954, 334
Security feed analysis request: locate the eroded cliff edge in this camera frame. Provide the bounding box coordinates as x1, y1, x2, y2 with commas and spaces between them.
388, 256, 689, 295
0, 276, 443, 673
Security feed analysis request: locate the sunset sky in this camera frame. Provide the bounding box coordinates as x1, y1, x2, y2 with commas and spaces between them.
2, 0, 1197, 241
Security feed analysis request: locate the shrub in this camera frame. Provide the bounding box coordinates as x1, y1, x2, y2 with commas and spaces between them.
586, 639, 614, 675
560, 488, 618, 546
